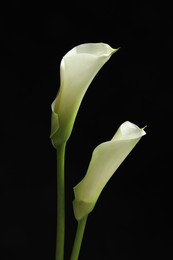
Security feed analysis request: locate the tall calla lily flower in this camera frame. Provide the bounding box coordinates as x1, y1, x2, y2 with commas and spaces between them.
73, 121, 146, 221
50, 43, 119, 148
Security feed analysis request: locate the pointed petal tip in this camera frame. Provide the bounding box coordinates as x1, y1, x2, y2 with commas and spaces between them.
110, 46, 121, 53
141, 127, 147, 136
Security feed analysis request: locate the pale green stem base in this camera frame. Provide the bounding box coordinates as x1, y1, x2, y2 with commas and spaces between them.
70, 215, 88, 260
55, 143, 66, 260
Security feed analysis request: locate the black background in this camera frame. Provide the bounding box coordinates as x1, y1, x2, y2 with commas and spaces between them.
1, 1, 173, 259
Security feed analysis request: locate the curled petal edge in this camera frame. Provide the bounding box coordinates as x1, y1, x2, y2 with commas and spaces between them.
50, 101, 59, 148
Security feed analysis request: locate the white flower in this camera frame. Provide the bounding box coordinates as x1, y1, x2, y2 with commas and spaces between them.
73, 121, 146, 220
50, 43, 119, 147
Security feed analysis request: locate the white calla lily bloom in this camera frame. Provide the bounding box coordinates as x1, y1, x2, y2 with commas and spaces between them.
50, 43, 119, 148
73, 121, 146, 221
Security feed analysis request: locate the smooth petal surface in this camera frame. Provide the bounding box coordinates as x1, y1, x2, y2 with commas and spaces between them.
73, 121, 146, 220
50, 43, 119, 147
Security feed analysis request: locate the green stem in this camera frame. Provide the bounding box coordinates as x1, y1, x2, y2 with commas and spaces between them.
70, 216, 88, 260
55, 143, 66, 260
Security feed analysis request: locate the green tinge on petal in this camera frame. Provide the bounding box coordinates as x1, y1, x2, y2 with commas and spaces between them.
72, 200, 95, 221
73, 121, 146, 220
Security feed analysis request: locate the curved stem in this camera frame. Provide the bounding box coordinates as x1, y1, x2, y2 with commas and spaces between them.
56, 143, 66, 260
70, 215, 88, 260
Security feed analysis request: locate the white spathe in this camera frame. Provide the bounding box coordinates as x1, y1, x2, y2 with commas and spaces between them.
73, 121, 146, 220
50, 43, 119, 147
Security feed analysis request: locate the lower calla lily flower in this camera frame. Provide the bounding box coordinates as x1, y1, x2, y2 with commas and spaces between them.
50, 43, 119, 148
73, 121, 146, 221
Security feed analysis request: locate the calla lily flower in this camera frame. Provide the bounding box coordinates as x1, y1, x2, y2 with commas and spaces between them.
50, 43, 119, 148
73, 121, 146, 221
